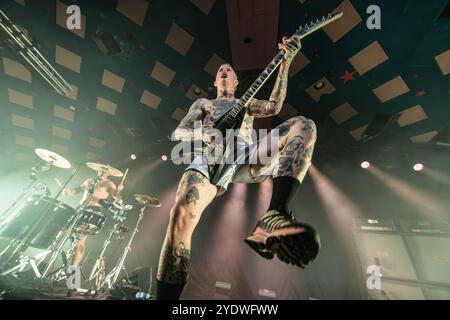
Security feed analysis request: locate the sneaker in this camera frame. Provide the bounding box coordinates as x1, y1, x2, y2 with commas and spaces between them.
245, 210, 320, 268
244, 230, 275, 260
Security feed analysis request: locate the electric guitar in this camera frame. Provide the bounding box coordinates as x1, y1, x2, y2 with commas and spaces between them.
209, 12, 343, 184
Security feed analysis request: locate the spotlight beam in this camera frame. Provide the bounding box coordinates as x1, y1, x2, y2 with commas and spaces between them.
367, 165, 447, 219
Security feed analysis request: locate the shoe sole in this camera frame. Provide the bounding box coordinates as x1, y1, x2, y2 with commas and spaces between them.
244, 238, 274, 260
266, 226, 320, 268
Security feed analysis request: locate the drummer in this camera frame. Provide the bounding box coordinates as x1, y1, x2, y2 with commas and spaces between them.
63, 172, 124, 268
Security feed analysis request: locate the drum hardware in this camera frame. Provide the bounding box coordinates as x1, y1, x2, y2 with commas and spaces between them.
85, 166, 130, 288
0, 195, 75, 278
102, 194, 161, 289
43, 161, 124, 280
85, 162, 124, 178
44, 162, 125, 283
45, 251, 70, 282
116, 225, 130, 234
0, 149, 74, 276
41, 170, 107, 278
0, 156, 55, 227
88, 218, 120, 284
0, 250, 48, 277
88, 202, 132, 287
0, 155, 130, 290
75, 207, 106, 235
48, 248, 87, 285
96, 257, 106, 289
34, 148, 71, 169
112, 196, 133, 212
133, 194, 162, 208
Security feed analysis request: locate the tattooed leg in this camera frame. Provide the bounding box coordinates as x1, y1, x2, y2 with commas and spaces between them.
274, 115, 316, 181
245, 116, 320, 268
250, 116, 316, 180
156, 170, 216, 299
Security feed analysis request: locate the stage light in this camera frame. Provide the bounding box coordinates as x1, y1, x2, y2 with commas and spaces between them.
361, 161, 370, 169
193, 87, 202, 95
130, 154, 137, 160
413, 163, 424, 171
161, 154, 168, 161
314, 80, 325, 90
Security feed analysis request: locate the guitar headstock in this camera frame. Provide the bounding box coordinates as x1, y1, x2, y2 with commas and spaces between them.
294, 12, 343, 37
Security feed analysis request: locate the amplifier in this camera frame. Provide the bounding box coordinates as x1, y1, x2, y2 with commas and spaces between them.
353, 219, 396, 232
400, 220, 450, 234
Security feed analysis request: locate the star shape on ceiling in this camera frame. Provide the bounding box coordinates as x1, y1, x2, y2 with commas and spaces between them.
416, 89, 426, 96
340, 70, 356, 84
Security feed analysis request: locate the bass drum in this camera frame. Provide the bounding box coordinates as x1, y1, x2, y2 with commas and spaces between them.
0, 195, 75, 249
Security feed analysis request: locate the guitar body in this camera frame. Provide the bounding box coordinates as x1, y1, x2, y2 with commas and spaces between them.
214, 108, 246, 137
209, 108, 246, 184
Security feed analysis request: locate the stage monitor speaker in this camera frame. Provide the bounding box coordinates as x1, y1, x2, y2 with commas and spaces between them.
353, 232, 418, 281
353, 218, 396, 232
400, 220, 450, 235
257, 288, 277, 300
423, 286, 450, 299
404, 235, 450, 284
368, 279, 424, 300
214, 281, 231, 300
361, 113, 399, 142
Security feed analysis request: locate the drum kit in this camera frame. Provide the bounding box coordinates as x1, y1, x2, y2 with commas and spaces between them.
0, 148, 161, 294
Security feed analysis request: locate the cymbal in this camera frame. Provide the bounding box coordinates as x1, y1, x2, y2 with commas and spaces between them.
133, 194, 161, 207
35, 148, 71, 169
86, 162, 123, 177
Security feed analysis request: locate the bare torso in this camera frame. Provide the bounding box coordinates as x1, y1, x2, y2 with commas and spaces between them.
196, 98, 255, 144
80, 178, 116, 207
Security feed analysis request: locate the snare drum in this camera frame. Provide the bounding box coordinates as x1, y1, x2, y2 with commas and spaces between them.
76, 207, 106, 235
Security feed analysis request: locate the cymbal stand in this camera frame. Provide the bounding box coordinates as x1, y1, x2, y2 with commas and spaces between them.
41, 171, 105, 278
88, 208, 126, 283
46, 235, 81, 283
103, 206, 147, 289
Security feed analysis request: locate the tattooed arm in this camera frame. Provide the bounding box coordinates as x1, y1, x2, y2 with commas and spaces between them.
247, 36, 301, 118
173, 98, 207, 141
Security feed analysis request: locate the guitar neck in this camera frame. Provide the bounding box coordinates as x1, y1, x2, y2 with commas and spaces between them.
226, 12, 343, 119
226, 51, 285, 119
